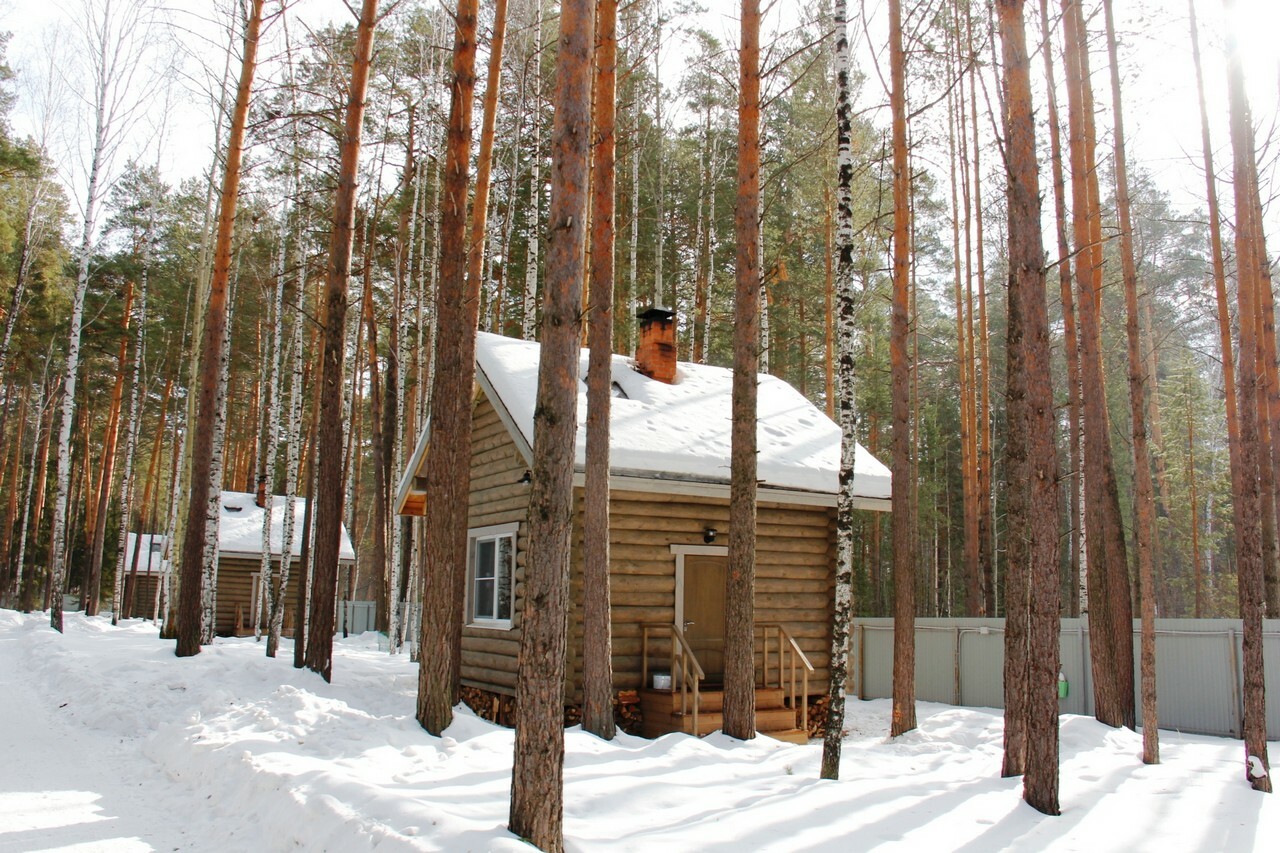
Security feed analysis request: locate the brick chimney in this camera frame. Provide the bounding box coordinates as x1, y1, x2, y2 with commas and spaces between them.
635, 306, 677, 384
255, 474, 268, 509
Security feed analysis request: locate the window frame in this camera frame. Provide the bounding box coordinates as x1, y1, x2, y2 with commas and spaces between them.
466, 522, 519, 630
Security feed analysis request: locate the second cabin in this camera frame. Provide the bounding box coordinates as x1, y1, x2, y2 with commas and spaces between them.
396, 309, 891, 741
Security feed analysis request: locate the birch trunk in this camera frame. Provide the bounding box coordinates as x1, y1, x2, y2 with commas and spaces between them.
112, 262, 149, 623
522, 0, 544, 340
821, 0, 858, 781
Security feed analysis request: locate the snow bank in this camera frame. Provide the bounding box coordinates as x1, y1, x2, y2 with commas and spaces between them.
2, 611, 1277, 851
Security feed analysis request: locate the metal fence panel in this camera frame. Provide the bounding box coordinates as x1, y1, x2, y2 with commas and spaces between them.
851, 617, 1280, 738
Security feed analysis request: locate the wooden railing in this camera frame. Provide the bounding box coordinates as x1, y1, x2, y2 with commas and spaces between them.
640, 622, 706, 735
759, 623, 816, 732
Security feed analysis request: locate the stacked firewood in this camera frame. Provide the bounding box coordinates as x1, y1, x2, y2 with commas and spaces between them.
460, 685, 518, 727
805, 695, 830, 738
615, 690, 642, 734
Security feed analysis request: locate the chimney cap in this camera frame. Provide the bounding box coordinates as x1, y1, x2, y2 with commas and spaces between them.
636, 306, 675, 323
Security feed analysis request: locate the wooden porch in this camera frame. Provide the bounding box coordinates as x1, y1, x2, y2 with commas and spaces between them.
638, 685, 810, 743
637, 622, 815, 744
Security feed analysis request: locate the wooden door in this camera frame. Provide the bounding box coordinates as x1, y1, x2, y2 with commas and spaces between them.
683, 554, 727, 684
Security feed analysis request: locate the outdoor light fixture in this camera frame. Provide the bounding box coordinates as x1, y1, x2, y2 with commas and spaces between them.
703, 527, 717, 544
518, 470, 531, 484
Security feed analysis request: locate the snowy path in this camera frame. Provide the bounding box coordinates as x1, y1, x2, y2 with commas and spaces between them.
0, 619, 266, 852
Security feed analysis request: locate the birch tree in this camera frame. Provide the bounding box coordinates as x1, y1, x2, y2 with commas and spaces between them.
821, 0, 858, 781
49, 0, 167, 633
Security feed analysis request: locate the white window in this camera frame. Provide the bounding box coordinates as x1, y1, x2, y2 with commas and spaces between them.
468, 523, 517, 629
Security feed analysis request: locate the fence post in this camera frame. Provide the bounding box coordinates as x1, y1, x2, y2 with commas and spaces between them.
953, 627, 962, 705
1228, 627, 1243, 738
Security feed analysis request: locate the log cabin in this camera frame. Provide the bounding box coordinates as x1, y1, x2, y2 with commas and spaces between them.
396, 309, 891, 741
118, 533, 167, 619
212, 490, 357, 637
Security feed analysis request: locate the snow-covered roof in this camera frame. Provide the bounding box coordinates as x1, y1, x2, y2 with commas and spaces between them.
398, 332, 891, 509
120, 533, 168, 576
217, 491, 356, 562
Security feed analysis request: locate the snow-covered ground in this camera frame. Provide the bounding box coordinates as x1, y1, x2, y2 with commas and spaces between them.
2, 611, 1276, 852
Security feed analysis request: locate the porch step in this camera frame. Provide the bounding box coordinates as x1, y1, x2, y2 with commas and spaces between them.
639, 686, 787, 716
638, 687, 800, 739
762, 728, 810, 745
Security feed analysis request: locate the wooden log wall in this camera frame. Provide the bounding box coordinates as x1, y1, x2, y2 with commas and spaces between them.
459, 394, 531, 694
569, 490, 837, 701
215, 555, 350, 636
457, 389, 838, 705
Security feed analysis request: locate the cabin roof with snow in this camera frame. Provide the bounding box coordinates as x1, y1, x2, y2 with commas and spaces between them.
395, 331, 891, 513
120, 533, 168, 576
217, 491, 356, 563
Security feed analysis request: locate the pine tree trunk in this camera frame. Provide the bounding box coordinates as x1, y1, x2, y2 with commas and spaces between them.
307, 0, 380, 682
582, 0, 618, 743
508, 0, 593, 845
1222, 0, 1272, 792
1038, 0, 1082, 617
998, 0, 1061, 813
1102, 0, 1158, 765
887, 0, 916, 738
177, 0, 265, 656
417, 0, 480, 733
1060, 0, 1134, 729
723, 0, 761, 743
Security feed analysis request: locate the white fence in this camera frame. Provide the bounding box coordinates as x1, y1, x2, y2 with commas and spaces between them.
850, 617, 1280, 738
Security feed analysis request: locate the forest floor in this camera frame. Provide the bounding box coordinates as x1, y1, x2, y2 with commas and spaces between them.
1, 609, 1277, 852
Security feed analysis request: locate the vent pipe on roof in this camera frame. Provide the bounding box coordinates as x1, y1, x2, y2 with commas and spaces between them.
635, 306, 677, 384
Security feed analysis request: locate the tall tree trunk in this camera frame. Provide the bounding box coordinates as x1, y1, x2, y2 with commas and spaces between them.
1101, 0, 1158, 765
997, 0, 1061, 814
887, 0, 916, 738
1060, 0, 1133, 729
1038, 0, 1082, 617
417, 0, 480, 733
177, 0, 265, 656
1222, 0, 1272, 793
582, 0, 618, 742
722, 0, 761, 743
113, 262, 149, 623
1188, 0, 1238, 621
822, 0, 857, 781
508, 0, 593, 845
522, 0, 544, 341
307, 0, 380, 682
85, 284, 135, 616
128, 376, 171, 618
